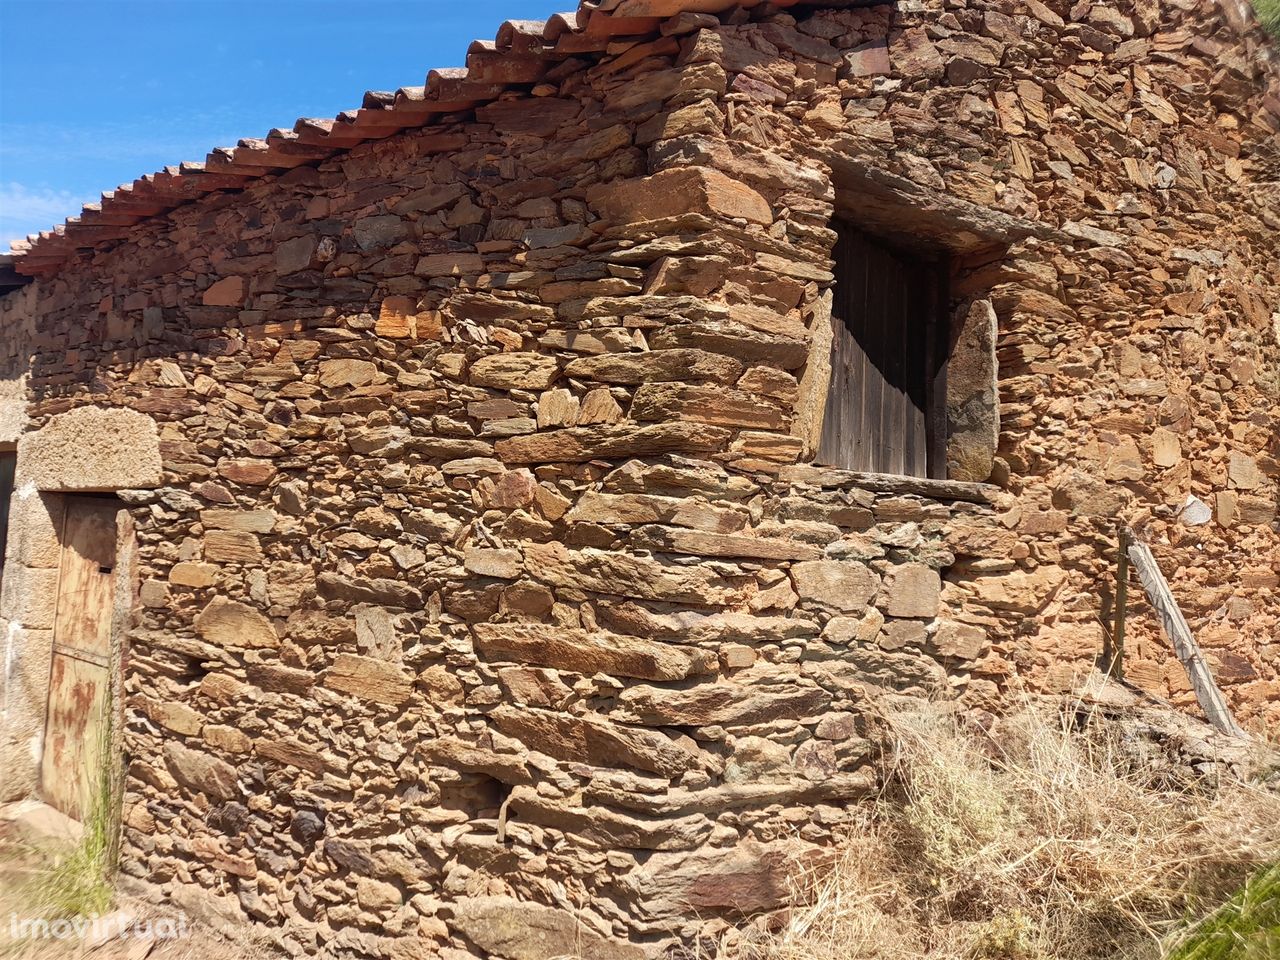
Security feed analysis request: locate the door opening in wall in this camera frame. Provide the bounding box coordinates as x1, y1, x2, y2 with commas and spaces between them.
817, 223, 950, 479
39, 494, 122, 821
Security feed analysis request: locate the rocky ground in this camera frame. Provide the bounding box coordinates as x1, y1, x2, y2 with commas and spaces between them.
0, 804, 265, 960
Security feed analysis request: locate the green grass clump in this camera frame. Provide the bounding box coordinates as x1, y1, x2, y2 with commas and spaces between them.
29, 803, 117, 919
1255, 0, 1280, 40
25, 694, 120, 920
1166, 861, 1280, 960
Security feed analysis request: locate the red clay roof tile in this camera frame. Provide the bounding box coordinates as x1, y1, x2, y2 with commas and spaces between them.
9, 0, 803, 277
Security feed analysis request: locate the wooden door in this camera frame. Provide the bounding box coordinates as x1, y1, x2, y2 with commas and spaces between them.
818, 226, 942, 478
40, 497, 120, 820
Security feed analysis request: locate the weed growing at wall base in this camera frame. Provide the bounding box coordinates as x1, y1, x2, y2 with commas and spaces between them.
25, 691, 121, 921
1255, 0, 1280, 39
1165, 860, 1280, 960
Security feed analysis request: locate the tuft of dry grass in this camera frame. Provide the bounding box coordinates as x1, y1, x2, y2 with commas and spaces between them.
0, 838, 269, 960
718, 698, 1280, 960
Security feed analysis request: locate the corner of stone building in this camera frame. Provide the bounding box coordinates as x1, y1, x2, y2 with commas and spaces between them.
0, 283, 36, 803
0, 483, 65, 803
0, 383, 158, 804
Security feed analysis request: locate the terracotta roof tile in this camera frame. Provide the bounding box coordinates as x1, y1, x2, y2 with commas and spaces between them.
9, 0, 803, 277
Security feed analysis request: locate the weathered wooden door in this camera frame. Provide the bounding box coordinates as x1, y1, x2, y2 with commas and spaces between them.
40, 497, 120, 820
818, 225, 944, 478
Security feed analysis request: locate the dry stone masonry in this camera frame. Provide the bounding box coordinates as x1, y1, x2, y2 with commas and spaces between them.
0, 0, 1278, 957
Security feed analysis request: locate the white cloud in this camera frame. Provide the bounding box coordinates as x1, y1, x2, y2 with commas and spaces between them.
0, 182, 95, 253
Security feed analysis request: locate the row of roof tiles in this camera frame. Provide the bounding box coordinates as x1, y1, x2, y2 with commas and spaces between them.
10, 0, 806, 278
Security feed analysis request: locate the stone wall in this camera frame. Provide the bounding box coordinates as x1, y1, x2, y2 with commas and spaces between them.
0, 281, 43, 802
0, 0, 1277, 956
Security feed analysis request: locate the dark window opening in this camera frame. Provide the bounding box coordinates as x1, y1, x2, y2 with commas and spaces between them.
817, 223, 949, 479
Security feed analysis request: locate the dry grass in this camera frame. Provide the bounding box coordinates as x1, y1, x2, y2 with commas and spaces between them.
717, 699, 1280, 960
0, 803, 266, 960
0, 842, 267, 960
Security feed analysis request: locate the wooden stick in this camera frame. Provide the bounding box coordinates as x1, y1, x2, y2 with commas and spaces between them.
1111, 526, 1129, 681
1125, 534, 1248, 739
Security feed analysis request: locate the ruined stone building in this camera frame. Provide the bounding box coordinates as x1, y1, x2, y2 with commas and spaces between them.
0, 0, 1277, 956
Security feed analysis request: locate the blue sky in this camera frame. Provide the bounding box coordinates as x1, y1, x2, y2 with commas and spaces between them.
0, 0, 569, 251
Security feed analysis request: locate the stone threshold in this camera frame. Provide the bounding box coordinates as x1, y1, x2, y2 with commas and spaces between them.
778, 464, 1001, 504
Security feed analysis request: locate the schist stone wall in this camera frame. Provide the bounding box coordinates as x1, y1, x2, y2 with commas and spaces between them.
0, 0, 1278, 957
